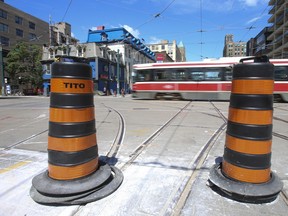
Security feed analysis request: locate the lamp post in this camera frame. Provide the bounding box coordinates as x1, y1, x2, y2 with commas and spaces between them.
0, 44, 5, 96
116, 49, 120, 95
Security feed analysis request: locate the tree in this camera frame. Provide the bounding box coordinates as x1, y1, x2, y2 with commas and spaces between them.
6, 42, 43, 88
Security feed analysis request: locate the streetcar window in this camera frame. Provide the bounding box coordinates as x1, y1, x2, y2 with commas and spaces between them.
154, 70, 169, 80
171, 70, 186, 80
274, 66, 288, 81
189, 71, 205, 81
205, 68, 223, 81
224, 69, 233, 81
133, 70, 152, 82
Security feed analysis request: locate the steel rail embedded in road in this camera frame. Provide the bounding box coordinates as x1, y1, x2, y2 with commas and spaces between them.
120, 101, 192, 171
103, 104, 126, 162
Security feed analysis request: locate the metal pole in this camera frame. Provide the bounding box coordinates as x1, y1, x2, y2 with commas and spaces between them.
0, 45, 5, 96
117, 49, 120, 95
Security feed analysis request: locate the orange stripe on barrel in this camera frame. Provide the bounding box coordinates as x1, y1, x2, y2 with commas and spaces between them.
222, 160, 270, 183
51, 78, 93, 93
228, 107, 273, 125
48, 133, 97, 152
225, 134, 272, 155
231, 80, 274, 94
48, 158, 99, 180
49, 107, 95, 122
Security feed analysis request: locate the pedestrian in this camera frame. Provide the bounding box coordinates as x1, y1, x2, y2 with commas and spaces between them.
121, 88, 125, 97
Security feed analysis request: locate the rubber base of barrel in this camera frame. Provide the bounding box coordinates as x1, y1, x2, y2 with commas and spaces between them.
30, 162, 123, 205
208, 162, 283, 204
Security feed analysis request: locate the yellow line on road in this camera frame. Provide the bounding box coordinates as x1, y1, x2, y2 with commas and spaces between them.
0, 161, 31, 174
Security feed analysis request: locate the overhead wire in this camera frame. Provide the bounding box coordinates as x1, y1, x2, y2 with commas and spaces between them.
238, 4, 270, 42
61, 0, 73, 22
135, 0, 177, 30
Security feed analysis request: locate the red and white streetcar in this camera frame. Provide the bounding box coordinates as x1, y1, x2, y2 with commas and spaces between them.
132, 57, 288, 102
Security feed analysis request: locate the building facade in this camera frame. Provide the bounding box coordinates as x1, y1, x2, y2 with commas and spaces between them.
0, 0, 49, 49
247, 27, 272, 57
223, 34, 247, 57
267, 0, 288, 58
0, 0, 50, 95
41, 26, 156, 95
148, 40, 185, 62
49, 22, 78, 47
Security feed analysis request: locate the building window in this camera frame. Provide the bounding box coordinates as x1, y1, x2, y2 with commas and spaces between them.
29, 21, 36, 30
0, 23, 8, 32
0, 36, 9, 46
77, 46, 83, 57
0, 9, 8, 19
15, 16, 23, 25
49, 49, 54, 59
16, 28, 23, 37
29, 33, 37, 41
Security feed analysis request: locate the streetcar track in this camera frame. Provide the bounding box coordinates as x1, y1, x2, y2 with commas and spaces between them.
273, 116, 288, 124
102, 104, 126, 162
2, 129, 49, 151
273, 132, 288, 141
170, 122, 227, 216
167, 102, 228, 215
119, 101, 192, 171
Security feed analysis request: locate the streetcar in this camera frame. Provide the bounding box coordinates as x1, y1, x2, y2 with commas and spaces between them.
132, 56, 288, 102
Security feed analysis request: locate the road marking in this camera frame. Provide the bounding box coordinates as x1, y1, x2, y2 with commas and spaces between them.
0, 161, 31, 174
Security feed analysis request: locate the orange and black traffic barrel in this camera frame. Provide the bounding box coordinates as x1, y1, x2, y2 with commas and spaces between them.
30, 60, 123, 205
209, 56, 282, 203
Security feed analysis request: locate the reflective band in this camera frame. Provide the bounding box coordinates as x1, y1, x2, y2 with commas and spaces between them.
48, 158, 99, 180
51, 78, 93, 94
48, 133, 97, 152
222, 160, 271, 183
231, 80, 274, 94
228, 107, 273, 125
49, 107, 95, 123
225, 134, 272, 155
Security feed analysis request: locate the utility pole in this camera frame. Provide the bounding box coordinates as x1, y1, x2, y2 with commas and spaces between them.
0, 44, 5, 96
116, 49, 120, 95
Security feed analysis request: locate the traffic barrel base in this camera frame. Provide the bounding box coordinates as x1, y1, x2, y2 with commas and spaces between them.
30, 160, 123, 205
209, 162, 283, 203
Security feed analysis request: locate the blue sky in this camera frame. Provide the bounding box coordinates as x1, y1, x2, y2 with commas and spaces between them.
5, 0, 270, 61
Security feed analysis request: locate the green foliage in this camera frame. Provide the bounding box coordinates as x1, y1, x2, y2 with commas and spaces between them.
6, 42, 43, 87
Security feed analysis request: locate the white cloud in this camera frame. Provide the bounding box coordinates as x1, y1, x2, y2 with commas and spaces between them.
148, 36, 162, 44
240, 0, 269, 7
241, 0, 258, 6
246, 16, 261, 24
